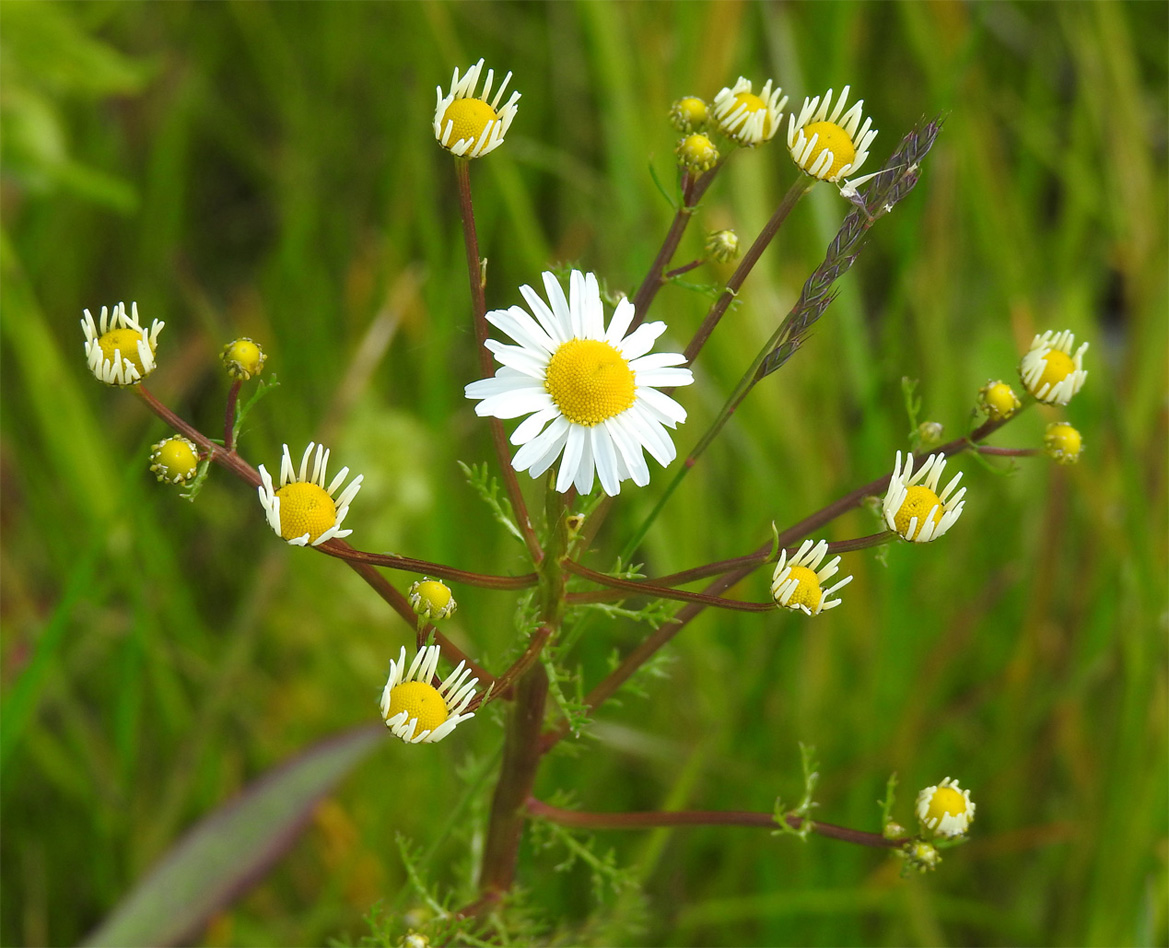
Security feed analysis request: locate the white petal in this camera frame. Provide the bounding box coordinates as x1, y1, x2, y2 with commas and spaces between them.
475, 388, 550, 419
519, 283, 569, 343
557, 424, 587, 493
591, 426, 621, 496
630, 351, 689, 371
465, 372, 540, 400
488, 304, 557, 353
514, 417, 569, 475
509, 402, 560, 445
618, 321, 667, 360
603, 417, 650, 486
605, 297, 635, 345
635, 385, 689, 426
487, 342, 550, 378
541, 272, 575, 334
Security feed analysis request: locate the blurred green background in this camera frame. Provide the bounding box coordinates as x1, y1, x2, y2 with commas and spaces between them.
2, 1, 1166, 945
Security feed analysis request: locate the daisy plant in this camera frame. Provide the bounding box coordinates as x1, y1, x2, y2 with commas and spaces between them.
86, 54, 1092, 941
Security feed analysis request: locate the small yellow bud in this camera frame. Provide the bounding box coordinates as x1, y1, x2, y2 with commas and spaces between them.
705, 229, 740, 263
669, 96, 708, 133
978, 380, 1022, 421
409, 578, 457, 621
1044, 422, 1083, 465
149, 435, 201, 485
676, 133, 719, 174
221, 337, 266, 380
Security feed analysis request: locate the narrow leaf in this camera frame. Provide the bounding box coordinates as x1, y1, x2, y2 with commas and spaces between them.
82, 724, 385, 947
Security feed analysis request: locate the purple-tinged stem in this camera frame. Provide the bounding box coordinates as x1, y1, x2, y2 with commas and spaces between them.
526, 797, 904, 849
453, 159, 543, 565
223, 379, 242, 452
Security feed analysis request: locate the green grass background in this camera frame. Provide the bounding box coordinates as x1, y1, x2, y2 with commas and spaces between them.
2, 1, 1166, 945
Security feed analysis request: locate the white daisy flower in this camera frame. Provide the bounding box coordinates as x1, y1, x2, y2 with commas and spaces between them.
711, 76, 787, 146
433, 58, 520, 158
915, 777, 976, 838
1019, 329, 1089, 405
464, 270, 695, 496
81, 301, 164, 387
379, 645, 478, 744
257, 443, 363, 547
787, 86, 877, 183
882, 451, 966, 543
770, 539, 853, 615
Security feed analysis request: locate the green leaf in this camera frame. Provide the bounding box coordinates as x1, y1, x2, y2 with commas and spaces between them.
82, 724, 385, 948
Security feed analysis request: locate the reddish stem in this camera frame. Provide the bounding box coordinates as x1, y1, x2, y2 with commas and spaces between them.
630, 164, 723, 329
453, 159, 543, 565
131, 386, 496, 686
223, 379, 242, 452
526, 797, 904, 849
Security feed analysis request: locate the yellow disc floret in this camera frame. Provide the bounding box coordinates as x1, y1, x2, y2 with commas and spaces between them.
727, 92, 775, 139
670, 96, 708, 132
783, 565, 823, 612
150, 436, 200, 484
442, 98, 498, 147
924, 785, 967, 823
676, 133, 719, 173
801, 121, 856, 180
409, 578, 457, 621
1044, 422, 1083, 464
275, 482, 337, 543
385, 681, 450, 734
221, 337, 266, 380
895, 485, 943, 540
100, 328, 148, 375
545, 338, 636, 426
1035, 349, 1075, 394
979, 380, 1022, 421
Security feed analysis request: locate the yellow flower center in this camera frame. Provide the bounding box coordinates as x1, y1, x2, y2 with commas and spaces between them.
156, 439, 198, 478
925, 786, 968, 822
895, 485, 943, 539
1045, 423, 1083, 463
223, 338, 265, 379
442, 97, 498, 145
415, 580, 452, 614
677, 133, 719, 172
983, 382, 1019, 419
802, 121, 857, 178
386, 681, 450, 733
727, 91, 775, 139
275, 482, 337, 543
673, 96, 708, 129
99, 328, 147, 373
784, 565, 823, 611
545, 338, 636, 427
1037, 349, 1075, 392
